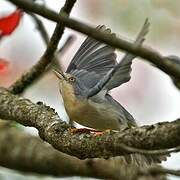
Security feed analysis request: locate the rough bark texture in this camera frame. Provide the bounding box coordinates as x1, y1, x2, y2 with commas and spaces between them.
0, 122, 171, 180
1, 0, 180, 179
0, 88, 179, 160
0, 123, 127, 179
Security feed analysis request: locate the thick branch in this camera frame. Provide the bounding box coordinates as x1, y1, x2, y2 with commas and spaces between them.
8, 0, 76, 94
0, 88, 180, 159
0, 124, 174, 180
8, 0, 180, 80
0, 123, 127, 179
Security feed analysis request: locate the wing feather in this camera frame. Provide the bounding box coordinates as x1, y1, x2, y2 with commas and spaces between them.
86, 19, 150, 97
104, 18, 150, 90
66, 25, 117, 90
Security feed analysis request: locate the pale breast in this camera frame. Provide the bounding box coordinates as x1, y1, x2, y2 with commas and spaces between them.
64, 96, 121, 130
64, 97, 96, 125
60, 83, 92, 123
60, 83, 121, 130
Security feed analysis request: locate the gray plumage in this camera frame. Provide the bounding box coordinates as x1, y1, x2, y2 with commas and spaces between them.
66, 25, 117, 90
66, 19, 150, 128
55, 19, 168, 167
104, 18, 149, 90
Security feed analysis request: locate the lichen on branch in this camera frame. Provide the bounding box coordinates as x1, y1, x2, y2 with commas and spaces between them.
0, 88, 180, 160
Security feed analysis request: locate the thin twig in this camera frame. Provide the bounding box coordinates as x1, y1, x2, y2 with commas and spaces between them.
139, 166, 180, 178
28, 12, 49, 45
8, 0, 180, 80
165, 55, 180, 89
50, 35, 75, 69
58, 35, 74, 54
29, 13, 74, 76
46, 35, 75, 74
119, 143, 180, 156
8, 0, 77, 94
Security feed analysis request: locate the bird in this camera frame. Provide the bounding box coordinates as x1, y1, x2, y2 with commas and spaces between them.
54, 19, 168, 166
54, 19, 149, 130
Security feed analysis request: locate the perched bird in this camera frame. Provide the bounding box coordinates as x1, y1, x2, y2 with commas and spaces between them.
54, 19, 168, 166
54, 20, 149, 130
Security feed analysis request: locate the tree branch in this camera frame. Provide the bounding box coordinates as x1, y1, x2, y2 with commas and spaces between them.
0, 122, 179, 179
28, 13, 74, 81
28, 12, 49, 45
0, 88, 180, 159
8, 0, 180, 80
1, 1, 180, 179
139, 166, 180, 178
8, 0, 77, 94
58, 35, 74, 54
117, 143, 180, 156
0, 123, 126, 179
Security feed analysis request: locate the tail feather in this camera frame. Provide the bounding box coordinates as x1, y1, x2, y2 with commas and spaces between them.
110, 153, 168, 167
109, 154, 168, 179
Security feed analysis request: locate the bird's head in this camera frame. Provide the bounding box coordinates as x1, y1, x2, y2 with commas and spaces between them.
53, 68, 89, 99
53, 69, 76, 94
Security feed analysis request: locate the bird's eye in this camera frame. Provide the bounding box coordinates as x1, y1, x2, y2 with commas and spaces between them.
68, 77, 75, 82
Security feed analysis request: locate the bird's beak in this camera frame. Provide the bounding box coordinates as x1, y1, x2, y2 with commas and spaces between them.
53, 69, 66, 80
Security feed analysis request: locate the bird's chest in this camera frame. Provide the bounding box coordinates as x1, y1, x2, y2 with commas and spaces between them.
65, 99, 99, 126
61, 88, 121, 130
61, 88, 92, 121
63, 96, 119, 130
64, 98, 88, 119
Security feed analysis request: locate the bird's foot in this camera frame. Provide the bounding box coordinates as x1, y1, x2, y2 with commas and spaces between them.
70, 128, 103, 135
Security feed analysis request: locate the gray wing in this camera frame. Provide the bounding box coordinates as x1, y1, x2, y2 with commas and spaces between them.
105, 93, 170, 164
66, 25, 117, 89
104, 18, 150, 90
105, 94, 137, 127
87, 19, 150, 97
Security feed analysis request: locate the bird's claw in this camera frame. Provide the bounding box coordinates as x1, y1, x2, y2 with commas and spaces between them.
69, 128, 103, 136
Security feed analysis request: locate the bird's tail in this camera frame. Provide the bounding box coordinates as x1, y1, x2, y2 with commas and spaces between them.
108, 154, 168, 180
119, 153, 168, 166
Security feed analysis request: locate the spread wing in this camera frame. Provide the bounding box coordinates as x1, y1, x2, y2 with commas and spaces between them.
104, 18, 150, 90
87, 19, 150, 97
66, 25, 117, 89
